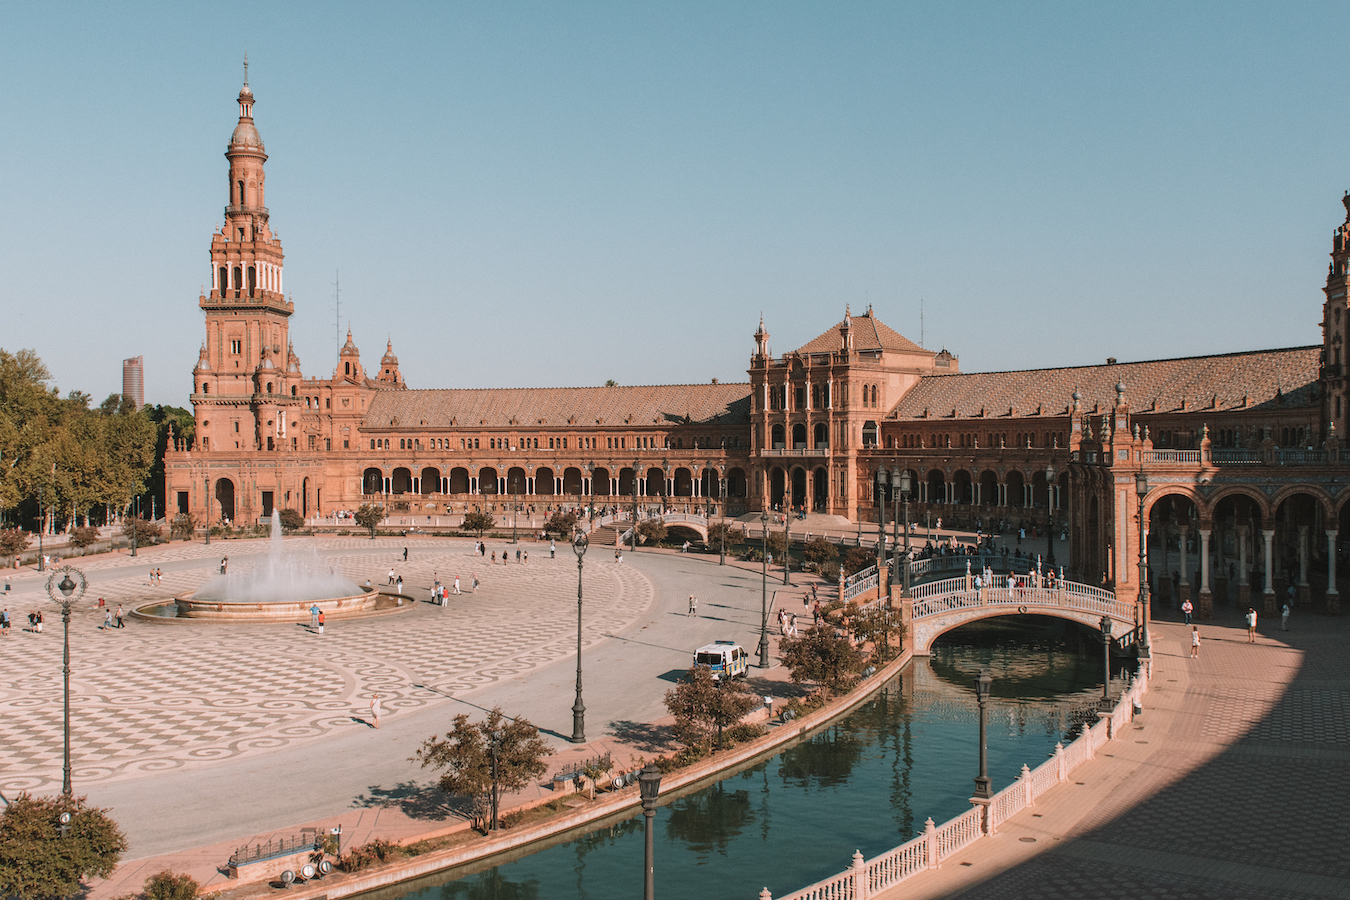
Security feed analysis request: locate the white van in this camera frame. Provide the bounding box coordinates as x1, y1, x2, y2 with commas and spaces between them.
693, 640, 749, 681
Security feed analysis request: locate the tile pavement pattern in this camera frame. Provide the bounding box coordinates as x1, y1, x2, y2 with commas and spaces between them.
0, 538, 652, 796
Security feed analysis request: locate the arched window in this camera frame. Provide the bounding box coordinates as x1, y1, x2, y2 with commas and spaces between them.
238, 180, 245, 205
201, 383, 209, 394
247, 266, 256, 296
266, 382, 273, 393
232, 266, 242, 290
291, 385, 297, 396
344, 362, 350, 375
218, 267, 227, 293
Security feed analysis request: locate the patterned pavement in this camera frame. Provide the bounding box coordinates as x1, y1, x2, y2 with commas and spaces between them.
0, 536, 651, 796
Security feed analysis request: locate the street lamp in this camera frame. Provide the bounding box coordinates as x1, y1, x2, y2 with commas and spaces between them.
130, 495, 139, 558
46, 565, 87, 796
719, 475, 727, 566
973, 670, 992, 800
639, 763, 663, 900
1135, 471, 1151, 656
1044, 463, 1055, 569
890, 467, 901, 595
1099, 615, 1113, 709
488, 729, 502, 831
571, 531, 588, 743
899, 469, 912, 598
875, 468, 887, 576
783, 498, 792, 586
38, 485, 44, 572
204, 477, 211, 546
758, 509, 770, 668
631, 459, 641, 554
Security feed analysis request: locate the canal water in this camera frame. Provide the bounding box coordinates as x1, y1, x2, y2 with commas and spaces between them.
385, 618, 1125, 900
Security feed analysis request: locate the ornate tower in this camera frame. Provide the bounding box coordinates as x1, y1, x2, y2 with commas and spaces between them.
1322, 192, 1350, 438
193, 69, 303, 453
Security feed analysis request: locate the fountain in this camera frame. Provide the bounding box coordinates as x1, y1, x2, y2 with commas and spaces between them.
169, 511, 383, 621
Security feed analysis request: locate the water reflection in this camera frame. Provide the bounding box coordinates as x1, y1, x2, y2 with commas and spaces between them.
398, 618, 1126, 900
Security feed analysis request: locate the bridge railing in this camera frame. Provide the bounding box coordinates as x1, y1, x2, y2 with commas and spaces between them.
909, 553, 1040, 582
766, 669, 1151, 900
842, 565, 879, 602
905, 577, 1135, 623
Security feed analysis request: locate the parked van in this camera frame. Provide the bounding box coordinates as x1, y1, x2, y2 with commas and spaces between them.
693, 640, 749, 681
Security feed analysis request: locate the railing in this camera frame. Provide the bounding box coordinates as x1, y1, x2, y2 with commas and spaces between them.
766, 670, 1151, 900
1210, 449, 1262, 465
907, 576, 1134, 624
908, 553, 1038, 583
760, 448, 830, 456
1274, 449, 1328, 464
1142, 449, 1200, 463
228, 832, 319, 868
843, 565, 879, 602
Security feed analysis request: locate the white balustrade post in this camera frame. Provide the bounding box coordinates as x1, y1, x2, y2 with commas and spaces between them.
1083, 722, 1095, 759
924, 817, 938, 869
1054, 742, 1066, 782
759, 889, 773, 900
1263, 529, 1276, 599
1021, 763, 1033, 806
852, 850, 868, 900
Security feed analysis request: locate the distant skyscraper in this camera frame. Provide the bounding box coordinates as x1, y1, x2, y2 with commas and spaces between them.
123, 356, 144, 410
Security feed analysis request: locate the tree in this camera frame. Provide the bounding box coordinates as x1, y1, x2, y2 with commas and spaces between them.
851, 604, 907, 662
636, 518, 667, 546
121, 518, 161, 545
781, 626, 866, 696
412, 707, 553, 832
705, 522, 744, 552
0, 792, 128, 900
0, 528, 32, 557
169, 512, 195, 541
842, 546, 875, 576
353, 503, 384, 538
663, 665, 758, 753
802, 537, 839, 572
142, 870, 200, 900
278, 508, 304, 531
764, 529, 787, 560
544, 510, 577, 539
67, 526, 100, 549
461, 510, 494, 538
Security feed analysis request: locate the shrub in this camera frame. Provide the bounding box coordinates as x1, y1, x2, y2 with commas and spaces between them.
169, 513, 195, 541
68, 526, 101, 549
142, 870, 199, 900
801, 536, 838, 572
277, 508, 304, 531
0, 792, 128, 900
338, 838, 403, 873
0, 528, 32, 557
544, 510, 578, 539
121, 519, 161, 545
842, 547, 875, 576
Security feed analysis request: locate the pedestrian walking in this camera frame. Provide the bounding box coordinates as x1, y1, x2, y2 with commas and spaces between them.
220, 556, 229, 574
115, 605, 124, 628
453, 576, 461, 594
1, 608, 9, 635
491, 551, 496, 564
1245, 607, 1257, 642
522, 550, 528, 564
403, 547, 408, 562
388, 568, 396, 585
1281, 602, 1291, 631
317, 611, 325, 635
310, 604, 321, 629
36, 611, 44, 633
369, 694, 381, 729
687, 595, 698, 616
550, 540, 556, 558
472, 573, 479, 593
1190, 625, 1200, 659
516, 549, 521, 563
1181, 599, 1193, 625
396, 575, 403, 594
103, 608, 113, 630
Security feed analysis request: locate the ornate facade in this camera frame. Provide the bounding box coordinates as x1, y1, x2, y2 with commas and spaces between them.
166, 78, 1350, 616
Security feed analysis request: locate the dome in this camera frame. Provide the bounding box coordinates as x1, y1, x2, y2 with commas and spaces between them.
230, 120, 264, 151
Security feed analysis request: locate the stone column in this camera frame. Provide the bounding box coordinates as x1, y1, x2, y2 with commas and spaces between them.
1297, 524, 1311, 606
1237, 524, 1250, 607
1262, 528, 1277, 614
1198, 529, 1213, 619
1327, 529, 1341, 614
1178, 525, 1190, 607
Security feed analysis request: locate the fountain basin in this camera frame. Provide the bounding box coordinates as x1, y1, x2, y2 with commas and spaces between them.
167, 587, 405, 622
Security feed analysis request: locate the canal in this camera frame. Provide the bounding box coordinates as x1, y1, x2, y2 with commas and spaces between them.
381, 617, 1127, 900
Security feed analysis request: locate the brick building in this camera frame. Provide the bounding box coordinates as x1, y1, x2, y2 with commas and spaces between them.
167, 77, 1348, 616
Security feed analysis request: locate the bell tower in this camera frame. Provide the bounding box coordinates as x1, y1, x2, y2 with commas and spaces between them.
194, 64, 302, 453
1322, 192, 1350, 439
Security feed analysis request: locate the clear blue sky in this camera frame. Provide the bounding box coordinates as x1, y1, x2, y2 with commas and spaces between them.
3, 3, 1346, 407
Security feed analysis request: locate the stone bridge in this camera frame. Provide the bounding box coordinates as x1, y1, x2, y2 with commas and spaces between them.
870, 575, 1143, 656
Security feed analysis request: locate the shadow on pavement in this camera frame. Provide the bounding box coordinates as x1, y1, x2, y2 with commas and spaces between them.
350, 781, 458, 821
609, 720, 675, 753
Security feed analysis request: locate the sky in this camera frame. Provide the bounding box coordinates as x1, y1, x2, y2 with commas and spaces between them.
3, 2, 1348, 408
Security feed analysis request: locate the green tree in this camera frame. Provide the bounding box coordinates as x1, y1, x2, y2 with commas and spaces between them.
781, 626, 866, 696
705, 522, 744, 553
1, 528, 32, 558
801, 536, 839, 572
636, 518, 667, 546
842, 546, 875, 576
0, 792, 128, 900
353, 503, 384, 538
851, 604, 907, 662
142, 870, 200, 900
278, 508, 305, 531
663, 665, 758, 753
67, 526, 100, 549
121, 518, 161, 546
764, 529, 787, 560
169, 512, 195, 541
412, 707, 553, 832
543, 510, 577, 539
462, 510, 494, 538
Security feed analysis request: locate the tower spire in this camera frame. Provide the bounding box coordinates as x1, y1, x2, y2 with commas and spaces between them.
243, 52, 249, 86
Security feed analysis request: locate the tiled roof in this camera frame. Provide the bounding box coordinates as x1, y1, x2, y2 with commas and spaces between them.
364, 383, 752, 430
890, 346, 1320, 420
795, 311, 925, 355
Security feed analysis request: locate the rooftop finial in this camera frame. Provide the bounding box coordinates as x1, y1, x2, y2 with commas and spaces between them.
243, 52, 249, 85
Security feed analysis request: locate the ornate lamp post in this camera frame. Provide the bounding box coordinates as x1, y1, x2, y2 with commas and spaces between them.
889, 467, 901, 595
488, 729, 502, 831
38, 485, 45, 572
47, 565, 87, 796
639, 763, 663, 900
631, 459, 640, 554
899, 469, 912, 598
571, 531, 589, 743
204, 476, 211, 546
875, 468, 887, 576
1135, 471, 1151, 656
1044, 463, 1055, 570
758, 509, 770, 668
973, 670, 992, 800
1099, 615, 1113, 709
131, 495, 139, 558
783, 500, 792, 586
719, 475, 727, 566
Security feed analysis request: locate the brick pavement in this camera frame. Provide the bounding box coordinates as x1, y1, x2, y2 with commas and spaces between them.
0, 536, 651, 796
875, 605, 1350, 900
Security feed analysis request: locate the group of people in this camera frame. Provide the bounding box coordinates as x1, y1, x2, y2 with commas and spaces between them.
148, 567, 164, 585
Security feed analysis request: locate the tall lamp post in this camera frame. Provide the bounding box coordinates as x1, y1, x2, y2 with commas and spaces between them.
1099, 616, 1113, 710
718, 475, 727, 566
571, 531, 589, 743
1044, 463, 1055, 570
631, 459, 640, 554
488, 729, 502, 831
973, 670, 992, 800
890, 467, 901, 596
131, 495, 139, 558
758, 509, 770, 668
1135, 471, 1151, 656
782, 503, 792, 586
47, 565, 87, 796
875, 468, 887, 576
899, 469, 912, 598
639, 763, 663, 900
204, 477, 211, 546
38, 485, 45, 572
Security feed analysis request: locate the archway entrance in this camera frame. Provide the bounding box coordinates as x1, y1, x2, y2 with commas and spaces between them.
215, 479, 236, 524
